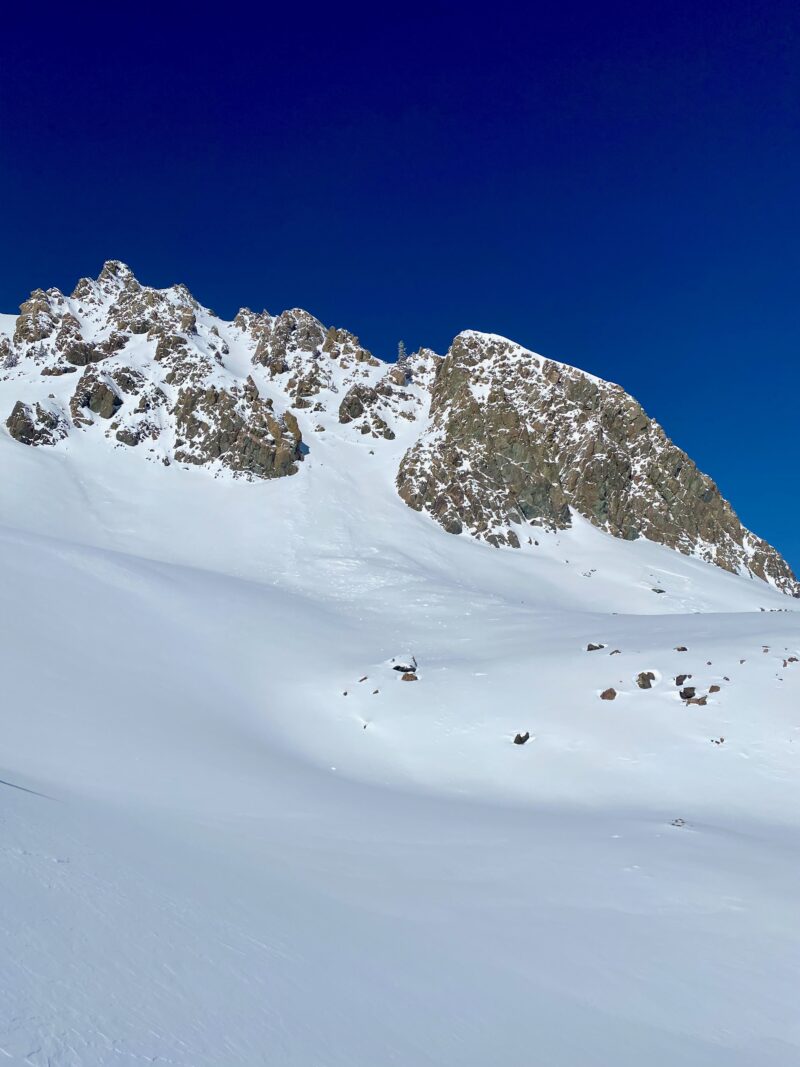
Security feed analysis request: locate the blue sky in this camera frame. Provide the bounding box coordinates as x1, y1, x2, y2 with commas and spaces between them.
1, 1, 798, 571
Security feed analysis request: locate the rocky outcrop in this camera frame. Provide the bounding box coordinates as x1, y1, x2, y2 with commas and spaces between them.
1, 262, 796, 595
70, 366, 123, 425
246, 310, 382, 410
253, 309, 326, 368
1, 263, 313, 481
6, 400, 69, 445
397, 331, 798, 593
173, 378, 303, 478
338, 384, 396, 439
13, 290, 59, 345
111, 372, 167, 446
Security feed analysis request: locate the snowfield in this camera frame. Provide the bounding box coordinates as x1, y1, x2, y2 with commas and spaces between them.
1, 370, 799, 1065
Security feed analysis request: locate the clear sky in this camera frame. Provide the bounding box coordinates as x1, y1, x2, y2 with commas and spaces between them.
1, 1, 798, 572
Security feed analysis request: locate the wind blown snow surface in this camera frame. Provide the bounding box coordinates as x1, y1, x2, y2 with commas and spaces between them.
1, 398, 799, 1065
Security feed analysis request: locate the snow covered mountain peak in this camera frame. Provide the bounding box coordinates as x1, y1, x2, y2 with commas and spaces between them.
3, 263, 800, 1065
0, 262, 796, 596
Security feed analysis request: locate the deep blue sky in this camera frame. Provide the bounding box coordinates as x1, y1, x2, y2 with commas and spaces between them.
1, 2, 798, 571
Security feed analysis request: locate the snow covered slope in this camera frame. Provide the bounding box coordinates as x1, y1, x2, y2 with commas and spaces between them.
1, 262, 796, 593
1, 265, 799, 1065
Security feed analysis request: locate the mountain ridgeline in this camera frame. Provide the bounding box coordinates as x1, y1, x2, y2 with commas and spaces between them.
1, 261, 796, 595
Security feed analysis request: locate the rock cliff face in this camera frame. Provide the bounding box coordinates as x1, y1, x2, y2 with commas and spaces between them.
1, 262, 796, 595
396, 332, 797, 593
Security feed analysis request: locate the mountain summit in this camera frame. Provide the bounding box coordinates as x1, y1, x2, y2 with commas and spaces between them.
1, 261, 795, 595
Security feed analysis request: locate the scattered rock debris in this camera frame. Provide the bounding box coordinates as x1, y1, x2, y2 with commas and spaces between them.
675, 646, 688, 652
513, 732, 530, 745
358, 676, 368, 683
587, 643, 606, 652
671, 818, 686, 828
600, 688, 617, 701
610, 649, 621, 656
711, 737, 725, 745
679, 686, 696, 700
676, 674, 692, 687
652, 588, 666, 594
709, 684, 720, 694
372, 689, 379, 695
637, 671, 656, 690
687, 696, 708, 706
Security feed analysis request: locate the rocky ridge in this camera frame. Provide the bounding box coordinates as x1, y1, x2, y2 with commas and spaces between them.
1, 262, 796, 595
396, 331, 797, 593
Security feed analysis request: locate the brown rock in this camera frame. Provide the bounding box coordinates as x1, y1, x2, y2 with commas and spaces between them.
70, 368, 122, 424
6, 400, 68, 446
14, 289, 58, 344
172, 382, 303, 479
394, 330, 799, 594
